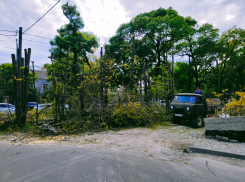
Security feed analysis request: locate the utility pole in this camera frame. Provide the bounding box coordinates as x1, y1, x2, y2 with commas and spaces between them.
18, 27, 22, 59
15, 39, 18, 61
31, 61, 35, 88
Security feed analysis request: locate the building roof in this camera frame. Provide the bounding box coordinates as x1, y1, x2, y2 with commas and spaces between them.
35, 70, 48, 80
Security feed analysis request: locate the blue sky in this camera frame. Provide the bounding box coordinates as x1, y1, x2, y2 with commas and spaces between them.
0, 0, 244, 68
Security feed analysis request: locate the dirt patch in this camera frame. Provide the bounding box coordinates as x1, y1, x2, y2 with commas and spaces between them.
27, 140, 56, 145
163, 139, 191, 151
0, 126, 195, 161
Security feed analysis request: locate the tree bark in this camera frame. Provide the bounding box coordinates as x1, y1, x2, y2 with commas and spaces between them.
23, 49, 31, 124
130, 36, 135, 93
12, 48, 31, 126
144, 62, 148, 104
11, 54, 17, 114
188, 55, 191, 92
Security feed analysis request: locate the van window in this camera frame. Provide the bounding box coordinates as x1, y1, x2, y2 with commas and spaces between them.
197, 97, 202, 104
173, 96, 196, 104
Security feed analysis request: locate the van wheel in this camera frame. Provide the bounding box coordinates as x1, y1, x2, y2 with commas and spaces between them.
192, 115, 204, 128
171, 114, 181, 124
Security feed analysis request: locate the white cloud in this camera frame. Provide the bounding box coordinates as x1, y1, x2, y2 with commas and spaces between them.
0, 0, 130, 65
226, 14, 235, 20
200, 20, 206, 24
77, 0, 130, 45
1, 0, 245, 66
136, 3, 145, 8
118, 0, 245, 32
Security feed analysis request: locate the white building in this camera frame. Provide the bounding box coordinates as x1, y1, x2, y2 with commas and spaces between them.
35, 70, 52, 94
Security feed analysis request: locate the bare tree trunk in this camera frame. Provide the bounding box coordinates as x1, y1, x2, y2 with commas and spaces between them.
12, 48, 31, 127
11, 54, 17, 114
20, 58, 25, 125
62, 48, 70, 119
194, 62, 198, 88
188, 55, 191, 92
80, 61, 84, 113
16, 49, 22, 126
100, 47, 104, 107
130, 35, 135, 93
23, 49, 31, 124
144, 62, 148, 105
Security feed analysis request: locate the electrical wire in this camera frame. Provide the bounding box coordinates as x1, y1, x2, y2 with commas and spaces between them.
23, 33, 51, 40
28, 46, 52, 49
0, 46, 16, 50
0, 39, 16, 43
22, 39, 50, 44
1, 0, 80, 52
75, 0, 82, 5
23, 14, 63, 46
0, 38, 51, 50
0, 30, 17, 33
23, 0, 82, 46
0, 34, 17, 37
23, 0, 61, 34
25, 42, 52, 49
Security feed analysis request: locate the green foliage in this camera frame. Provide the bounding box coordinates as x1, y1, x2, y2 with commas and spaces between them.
0, 63, 38, 103
0, 63, 13, 88
3, 5, 245, 134
50, 3, 99, 94
110, 101, 168, 127
174, 62, 194, 92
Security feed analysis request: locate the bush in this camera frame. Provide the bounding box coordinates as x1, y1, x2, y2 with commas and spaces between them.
0, 113, 16, 130
223, 92, 245, 116
110, 101, 168, 127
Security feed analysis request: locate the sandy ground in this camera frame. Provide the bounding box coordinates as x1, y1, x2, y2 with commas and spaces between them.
0, 125, 244, 165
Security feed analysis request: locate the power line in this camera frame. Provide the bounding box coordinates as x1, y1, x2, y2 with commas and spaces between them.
23, 39, 50, 44
23, 33, 51, 40
28, 45, 52, 49
0, 46, 16, 50
0, 39, 16, 43
0, 36, 16, 40
0, 34, 17, 37
25, 42, 52, 49
23, 0, 61, 34
75, 0, 82, 5
0, 30, 17, 33
23, 14, 64, 46
23, 0, 81, 46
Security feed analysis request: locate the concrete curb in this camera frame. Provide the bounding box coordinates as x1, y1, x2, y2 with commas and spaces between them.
190, 146, 245, 160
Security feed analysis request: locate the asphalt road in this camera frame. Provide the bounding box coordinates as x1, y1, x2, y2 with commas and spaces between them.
0, 142, 245, 182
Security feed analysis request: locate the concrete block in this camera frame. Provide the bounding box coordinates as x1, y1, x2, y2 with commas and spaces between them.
204, 117, 245, 131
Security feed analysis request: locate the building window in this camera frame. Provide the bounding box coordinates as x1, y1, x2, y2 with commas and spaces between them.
43, 84, 48, 91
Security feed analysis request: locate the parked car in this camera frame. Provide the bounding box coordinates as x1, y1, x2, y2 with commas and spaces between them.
159, 100, 166, 107
33, 103, 69, 113
33, 103, 52, 111
0, 103, 15, 115
28, 102, 37, 110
